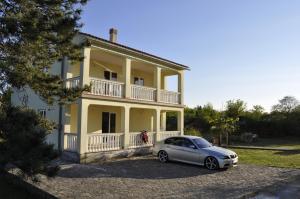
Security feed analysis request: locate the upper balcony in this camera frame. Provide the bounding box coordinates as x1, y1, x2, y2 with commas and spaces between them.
64, 45, 185, 106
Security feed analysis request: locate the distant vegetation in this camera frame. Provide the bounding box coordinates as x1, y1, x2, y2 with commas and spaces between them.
167, 96, 300, 142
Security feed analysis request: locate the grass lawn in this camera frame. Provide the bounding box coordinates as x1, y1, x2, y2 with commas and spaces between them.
0, 176, 38, 199
232, 137, 300, 150
230, 148, 300, 169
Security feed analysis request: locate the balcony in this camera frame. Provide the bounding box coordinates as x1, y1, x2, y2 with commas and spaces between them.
65, 77, 181, 105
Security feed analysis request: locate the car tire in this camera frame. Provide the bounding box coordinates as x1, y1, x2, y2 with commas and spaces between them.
158, 150, 169, 163
204, 156, 219, 170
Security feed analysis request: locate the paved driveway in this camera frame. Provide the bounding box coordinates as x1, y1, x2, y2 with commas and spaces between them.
36, 156, 300, 199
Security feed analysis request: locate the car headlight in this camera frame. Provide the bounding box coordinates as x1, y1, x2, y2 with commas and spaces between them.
218, 155, 230, 159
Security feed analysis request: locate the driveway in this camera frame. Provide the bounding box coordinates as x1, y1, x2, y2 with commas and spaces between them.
36, 156, 300, 199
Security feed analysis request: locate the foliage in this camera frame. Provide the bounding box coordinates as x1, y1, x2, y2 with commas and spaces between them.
174, 96, 300, 140
0, 0, 88, 181
184, 128, 202, 137
0, 106, 59, 182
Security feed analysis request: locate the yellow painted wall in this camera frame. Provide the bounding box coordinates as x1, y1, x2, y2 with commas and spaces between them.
131, 69, 154, 87
67, 61, 80, 78
129, 108, 155, 132
89, 60, 124, 81
87, 105, 122, 133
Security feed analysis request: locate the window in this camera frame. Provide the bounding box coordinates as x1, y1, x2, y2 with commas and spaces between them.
38, 109, 46, 118
102, 112, 116, 133
192, 138, 212, 148
165, 137, 175, 145
134, 77, 144, 86
104, 71, 117, 81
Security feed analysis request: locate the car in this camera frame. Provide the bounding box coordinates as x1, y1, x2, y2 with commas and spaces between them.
153, 135, 238, 170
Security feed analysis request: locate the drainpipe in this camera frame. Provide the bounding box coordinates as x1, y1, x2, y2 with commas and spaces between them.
58, 57, 65, 152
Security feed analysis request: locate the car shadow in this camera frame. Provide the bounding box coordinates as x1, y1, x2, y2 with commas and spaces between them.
58, 157, 227, 179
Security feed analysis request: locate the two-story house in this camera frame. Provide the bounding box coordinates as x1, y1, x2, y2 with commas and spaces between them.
11, 28, 189, 163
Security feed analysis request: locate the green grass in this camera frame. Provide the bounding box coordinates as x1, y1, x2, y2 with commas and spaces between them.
0, 176, 38, 199
231, 148, 300, 169
232, 137, 300, 150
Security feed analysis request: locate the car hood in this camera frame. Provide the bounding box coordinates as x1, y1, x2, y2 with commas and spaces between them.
202, 146, 236, 156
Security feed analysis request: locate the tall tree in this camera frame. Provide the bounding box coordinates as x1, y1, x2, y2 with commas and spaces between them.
0, 0, 88, 181
272, 96, 299, 113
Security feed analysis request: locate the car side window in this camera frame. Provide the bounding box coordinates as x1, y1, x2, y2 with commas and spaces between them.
182, 138, 196, 149
164, 138, 175, 145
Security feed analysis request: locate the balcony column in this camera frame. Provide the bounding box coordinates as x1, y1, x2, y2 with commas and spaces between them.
155, 108, 161, 142
123, 58, 131, 98
121, 105, 130, 149
160, 111, 167, 131
77, 99, 89, 161
178, 70, 184, 105
80, 47, 91, 87
177, 110, 184, 135
154, 67, 161, 102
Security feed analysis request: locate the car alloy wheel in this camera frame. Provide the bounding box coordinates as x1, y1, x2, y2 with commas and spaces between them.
158, 150, 168, 163
205, 156, 219, 170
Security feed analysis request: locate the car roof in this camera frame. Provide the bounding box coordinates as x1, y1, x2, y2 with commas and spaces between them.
166, 135, 202, 139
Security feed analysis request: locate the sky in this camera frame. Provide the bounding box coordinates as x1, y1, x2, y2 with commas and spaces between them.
80, 0, 300, 111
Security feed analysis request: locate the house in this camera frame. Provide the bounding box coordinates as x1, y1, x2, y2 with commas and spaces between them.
11, 28, 189, 162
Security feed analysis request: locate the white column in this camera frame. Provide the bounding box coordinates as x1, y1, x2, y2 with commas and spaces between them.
121, 106, 130, 148
123, 58, 131, 98
178, 70, 184, 105
161, 111, 167, 131
155, 108, 161, 142
177, 110, 184, 135
77, 99, 89, 156
80, 47, 91, 87
154, 67, 161, 102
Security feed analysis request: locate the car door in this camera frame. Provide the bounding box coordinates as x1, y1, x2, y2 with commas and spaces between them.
176, 138, 201, 164
163, 137, 179, 160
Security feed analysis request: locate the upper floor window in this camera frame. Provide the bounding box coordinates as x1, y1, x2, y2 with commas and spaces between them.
38, 109, 46, 118
134, 77, 144, 86
104, 71, 117, 81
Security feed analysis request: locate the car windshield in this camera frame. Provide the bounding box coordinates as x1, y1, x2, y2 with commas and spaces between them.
192, 138, 212, 148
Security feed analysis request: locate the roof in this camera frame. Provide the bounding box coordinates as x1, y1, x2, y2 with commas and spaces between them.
79, 32, 190, 70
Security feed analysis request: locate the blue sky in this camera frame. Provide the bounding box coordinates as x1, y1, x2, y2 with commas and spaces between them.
80, 0, 300, 111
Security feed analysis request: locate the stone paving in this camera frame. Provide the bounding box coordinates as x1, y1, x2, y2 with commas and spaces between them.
35, 156, 300, 199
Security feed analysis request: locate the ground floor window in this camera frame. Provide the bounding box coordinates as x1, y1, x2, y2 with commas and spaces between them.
102, 112, 116, 133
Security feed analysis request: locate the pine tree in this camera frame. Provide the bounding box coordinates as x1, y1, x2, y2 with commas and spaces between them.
0, 0, 88, 181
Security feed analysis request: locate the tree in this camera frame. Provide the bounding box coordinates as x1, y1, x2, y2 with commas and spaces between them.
0, 0, 88, 181
225, 99, 247, 119
272, 96, 299, 113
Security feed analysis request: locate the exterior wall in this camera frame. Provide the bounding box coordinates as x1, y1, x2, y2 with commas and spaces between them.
66, 61, 81, 78
10, 61, 63, 149
87, 105, 122, 133
64, 103, 78, 133
89, 60, 124, 81
129, 108, 155, 132
131, 69, 154, 87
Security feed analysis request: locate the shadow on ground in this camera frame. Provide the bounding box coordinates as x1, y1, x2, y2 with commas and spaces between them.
58, 156, 225, 179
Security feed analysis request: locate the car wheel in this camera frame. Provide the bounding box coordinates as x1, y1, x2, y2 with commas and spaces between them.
158, 150, 168, 163
205, 156, 219, 170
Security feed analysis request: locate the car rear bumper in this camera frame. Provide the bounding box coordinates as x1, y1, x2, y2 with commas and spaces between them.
218, 157, 238, 168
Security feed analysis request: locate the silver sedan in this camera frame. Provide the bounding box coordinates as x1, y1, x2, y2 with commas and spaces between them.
153, 135, 238, 170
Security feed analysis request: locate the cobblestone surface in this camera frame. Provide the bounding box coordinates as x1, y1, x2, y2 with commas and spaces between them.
36, 156, 300, 199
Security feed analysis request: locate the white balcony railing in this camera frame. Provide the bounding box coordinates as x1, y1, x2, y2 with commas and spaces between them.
131, 85, 156, 101
65, 77, 80, 89
128, 132, 155, 149
64, 133, 78, 152
160, 90, 180, 104
90, 78, 124, 98
87, 133, 124, 152
157, 131, 181, 141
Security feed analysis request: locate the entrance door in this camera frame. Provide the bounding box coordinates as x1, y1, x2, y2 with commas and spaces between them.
102, 112, 116, 133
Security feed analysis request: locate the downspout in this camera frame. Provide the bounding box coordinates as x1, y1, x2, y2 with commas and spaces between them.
58, 57, 65, 152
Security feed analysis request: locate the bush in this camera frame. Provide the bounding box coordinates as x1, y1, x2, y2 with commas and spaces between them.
184, 128, 202, 137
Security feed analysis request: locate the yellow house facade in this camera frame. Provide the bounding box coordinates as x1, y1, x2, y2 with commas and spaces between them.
11, 29, 189, 162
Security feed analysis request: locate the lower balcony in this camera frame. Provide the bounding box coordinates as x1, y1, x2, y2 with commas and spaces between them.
63, 131, 181, 153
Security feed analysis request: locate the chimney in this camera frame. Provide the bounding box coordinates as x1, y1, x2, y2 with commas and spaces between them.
109, 28, 118, 43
